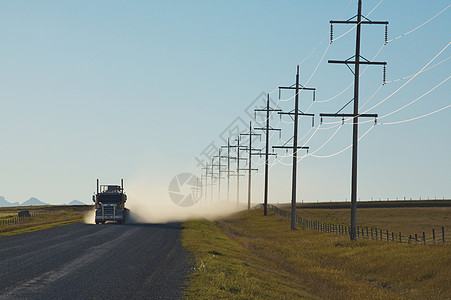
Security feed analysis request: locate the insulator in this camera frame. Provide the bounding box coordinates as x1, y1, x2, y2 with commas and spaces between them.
384, 24, 388, 44
320, 117, 323, 125
374, 118, 378, 125
330, 24, 334, 43
278, 89, 281, 100
383, 65, 387, 85
311, 117, 314, 127
313, 90, 316, 101
342, 117, 344, 125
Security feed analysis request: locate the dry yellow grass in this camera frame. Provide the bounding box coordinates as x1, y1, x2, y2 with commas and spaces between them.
184, 209, 451, 299
296, 206, 450, 238
0, 205, 92, 237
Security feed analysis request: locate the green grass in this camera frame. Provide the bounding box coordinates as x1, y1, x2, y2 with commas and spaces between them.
0, 205, 92, 237
183, 209, 451, 299
182, 218, 314, 299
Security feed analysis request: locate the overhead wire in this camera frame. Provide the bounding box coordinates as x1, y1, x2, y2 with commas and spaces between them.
380, 104, 451, 125
215, 1, 450, 173
309, 124, 376, 159
298, 124, 343, 162
386, 4, 451, 44
378, 74, 451, 120
314, 1, 449, 107
384, 56, 451, 84
321, 42, 451, 125
331, 0, 385, 43
360, 42, 450, 114
277, 0, 382, 103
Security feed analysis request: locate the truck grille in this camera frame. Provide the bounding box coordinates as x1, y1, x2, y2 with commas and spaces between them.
103, 206, 115, 216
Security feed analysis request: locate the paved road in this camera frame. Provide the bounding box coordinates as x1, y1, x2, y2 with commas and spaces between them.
0, 222, 191, 299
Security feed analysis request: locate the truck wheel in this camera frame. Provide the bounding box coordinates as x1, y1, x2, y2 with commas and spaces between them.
124, 209, 130, 223
95, 221, 99, 224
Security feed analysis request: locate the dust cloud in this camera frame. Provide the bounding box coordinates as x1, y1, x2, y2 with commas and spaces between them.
126, 183, 246, 224
84, 178, 246, 224
84, 209, 95, 224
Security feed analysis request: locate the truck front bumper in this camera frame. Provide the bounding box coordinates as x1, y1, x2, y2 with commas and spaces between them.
95, 215, 125, 222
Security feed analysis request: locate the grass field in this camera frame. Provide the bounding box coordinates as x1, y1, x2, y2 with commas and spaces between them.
0, 205, 92, 237
183, 209, 451, 299
296, 206, 450, 238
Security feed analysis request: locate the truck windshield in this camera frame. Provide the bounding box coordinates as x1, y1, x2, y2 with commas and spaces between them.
98, 194, 122, 203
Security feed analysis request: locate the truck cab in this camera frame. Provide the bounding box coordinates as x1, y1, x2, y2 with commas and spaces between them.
93, 179, 128, 224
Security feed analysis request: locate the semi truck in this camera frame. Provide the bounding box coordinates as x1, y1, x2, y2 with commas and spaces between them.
93, 179, 129, 224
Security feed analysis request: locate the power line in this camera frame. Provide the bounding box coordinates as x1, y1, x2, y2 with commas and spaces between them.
240, 121, 262, 210
321, 0, 388, 241
386, 4, 451, 44
255, 94, 281, 216
380, 104, 451, 126
273, 65, 315, 230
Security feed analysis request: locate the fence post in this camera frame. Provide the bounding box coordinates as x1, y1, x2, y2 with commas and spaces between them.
376, 228, 378, 240
362, 228, 364, 239
423, 232, 426, 245
386, 230, 389, 242
415, 234, 418, 244
371, 228, 373, 240
392, 232, 394, 242
380, 229, 383, 240
408, 235, 411, 244
399, 232, 402, 244
432, 229, 435, 244
442, 227, 445, 243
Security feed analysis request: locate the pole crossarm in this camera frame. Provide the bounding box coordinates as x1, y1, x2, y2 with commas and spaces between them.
279, 86, 316, 91
329, 60, 386, 65
320, 113, 378, 118
254, 108, 282, 112
254, 127, 281, 132
331, 20, 388, 25
279, 112, 314, 117
239, 168, 259, 172
229, 173, 246, 177
277, 65, 316, 229
328, 0, 387, 241
273, 146, 309, 150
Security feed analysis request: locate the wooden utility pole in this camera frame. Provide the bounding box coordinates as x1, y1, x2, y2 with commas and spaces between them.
255, 94, 281, 216
240, 122, 261, 209
274, 65, 315, 230
321, 0, 388, 240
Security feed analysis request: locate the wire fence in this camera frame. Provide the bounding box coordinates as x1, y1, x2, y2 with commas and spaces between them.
253, 204, 450, 245
0, 211, 54, 227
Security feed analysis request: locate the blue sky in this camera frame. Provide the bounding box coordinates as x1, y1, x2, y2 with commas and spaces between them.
0, 0, 449, 205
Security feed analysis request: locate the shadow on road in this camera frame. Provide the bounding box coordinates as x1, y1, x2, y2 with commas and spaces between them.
85, 222, 184, 230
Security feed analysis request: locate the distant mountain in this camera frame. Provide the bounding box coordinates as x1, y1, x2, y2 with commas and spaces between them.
67, 200, 88, 205
21, 197, 49, 206
0, 196, 20, 207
